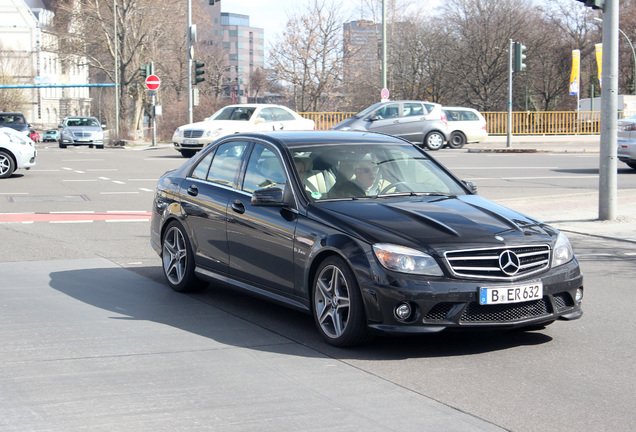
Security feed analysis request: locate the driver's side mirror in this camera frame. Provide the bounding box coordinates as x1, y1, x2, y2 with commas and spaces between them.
251, 187, 289, 207
462, 180, 478, 194
369, 115, 379, 121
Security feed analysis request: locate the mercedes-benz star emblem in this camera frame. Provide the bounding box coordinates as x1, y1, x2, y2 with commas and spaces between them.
499, 250, 521, 275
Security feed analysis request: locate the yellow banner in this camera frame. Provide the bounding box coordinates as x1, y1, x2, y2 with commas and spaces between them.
596, 43, 603, 87
570, 50, 580, 95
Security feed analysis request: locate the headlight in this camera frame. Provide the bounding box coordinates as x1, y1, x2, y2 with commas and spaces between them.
552, 233, 574, 267
373, 243, 443, 276
211, 128, 223, 138
173, 128, 183, 138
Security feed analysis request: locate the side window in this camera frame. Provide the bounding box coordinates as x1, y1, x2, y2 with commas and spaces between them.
464, 111, 479, 121
243, 144, 287, 193
272, 108, 295, 121
403, 103, 424, 117
375, 104, 400, 119
446, 110, 459, 121
207, 141, 249, 188
256, 108, 275, 123
190, 150, 215, 180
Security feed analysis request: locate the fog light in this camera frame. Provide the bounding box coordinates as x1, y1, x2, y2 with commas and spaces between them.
575, 288, 584, 302
394, 303, 412, 321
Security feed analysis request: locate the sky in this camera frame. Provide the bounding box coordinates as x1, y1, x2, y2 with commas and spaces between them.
220, 0, 441, 44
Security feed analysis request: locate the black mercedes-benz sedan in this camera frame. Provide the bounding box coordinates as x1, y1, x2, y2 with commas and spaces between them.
150, 130, 583, 347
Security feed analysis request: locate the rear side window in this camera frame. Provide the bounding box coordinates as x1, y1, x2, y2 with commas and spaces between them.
207, 141, 249, 188
272, 108, 295, 121
403, 103, 425, 117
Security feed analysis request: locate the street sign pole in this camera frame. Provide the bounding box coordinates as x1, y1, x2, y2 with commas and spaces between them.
145, 73, 161, 147
507, 39, 513, 148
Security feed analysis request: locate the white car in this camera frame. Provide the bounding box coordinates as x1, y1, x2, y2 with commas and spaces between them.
0, 126, 36, 178
443, 107, 488, 148
172, 104, 315, 157
618, 113, 636, 171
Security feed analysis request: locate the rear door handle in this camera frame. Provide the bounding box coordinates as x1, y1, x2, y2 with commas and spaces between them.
231, 200, 245, 214
187, 185, 198, 196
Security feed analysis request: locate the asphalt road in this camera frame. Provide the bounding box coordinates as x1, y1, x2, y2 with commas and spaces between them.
1, 142, 635, 431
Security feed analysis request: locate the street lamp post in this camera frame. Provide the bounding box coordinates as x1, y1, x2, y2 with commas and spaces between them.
595, 17, 636, 95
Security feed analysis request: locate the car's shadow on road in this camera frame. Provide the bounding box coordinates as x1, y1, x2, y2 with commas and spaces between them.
49, 265, 553, 361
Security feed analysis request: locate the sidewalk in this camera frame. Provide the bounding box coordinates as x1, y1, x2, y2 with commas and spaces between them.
468, 134, 600, 153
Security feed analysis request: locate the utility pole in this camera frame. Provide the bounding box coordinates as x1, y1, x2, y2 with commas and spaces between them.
187, 0, 193, 124
114, 0, 119, 141
507, 39, 513, 147
381, 0, 387, 92
599, 0, 618, 220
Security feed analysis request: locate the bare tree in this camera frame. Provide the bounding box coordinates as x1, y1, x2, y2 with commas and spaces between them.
268, 0, 346, 111
0, 43, 29, 112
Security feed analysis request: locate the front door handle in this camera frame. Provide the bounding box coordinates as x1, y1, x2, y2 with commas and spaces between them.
187, 185, 199, 196
230, 200, 245, 214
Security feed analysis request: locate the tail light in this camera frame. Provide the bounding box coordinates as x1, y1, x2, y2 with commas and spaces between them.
441, 112, 448, 126
624, 124, 636, 131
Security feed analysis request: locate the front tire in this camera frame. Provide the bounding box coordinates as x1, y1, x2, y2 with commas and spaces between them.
424, 131, 444, 150
0, 150, 16, 178
448, 131, 466, 149
312, 256, 372, 347
59, 141, 67, 149
626, 162, 636, 170
180, 150, 197, 158
161, 221, 205, 292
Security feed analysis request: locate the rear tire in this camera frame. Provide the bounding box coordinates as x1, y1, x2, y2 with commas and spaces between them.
448, 132, 466, 149
161, 221, 205, 293
59, 141, 67, 149
424, 131, 444, 150
312, 256, 372, 347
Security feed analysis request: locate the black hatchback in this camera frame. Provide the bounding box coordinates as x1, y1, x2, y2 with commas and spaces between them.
150, 131, 583, 346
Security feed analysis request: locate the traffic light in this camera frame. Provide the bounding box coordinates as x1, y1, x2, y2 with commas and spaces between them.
514, 42, 527, 72
139, 63, 153, 79
576, 0, 603, 10
194, 61, 205, 85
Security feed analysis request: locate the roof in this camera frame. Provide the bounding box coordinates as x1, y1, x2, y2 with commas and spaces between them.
228, 130, 408, 149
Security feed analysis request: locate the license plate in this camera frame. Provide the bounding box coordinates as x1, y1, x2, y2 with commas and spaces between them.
479, 282, 543, 305
77, 138, 90, 142
183, 139, 198, 144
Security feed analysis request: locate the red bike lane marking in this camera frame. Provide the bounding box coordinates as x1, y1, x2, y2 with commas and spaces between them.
0, 212, 152, 223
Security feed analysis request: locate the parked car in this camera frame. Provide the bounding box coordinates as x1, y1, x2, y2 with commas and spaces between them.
0, 112, 30, 138
618, 113, 636, 171
0, 126, 36, 178
29, 130, 40, 143
443, 107, 488, 148
172, 104, 316, 158
331, 101, 450, 150
150, 130, 584, 347
58, 116, 105, 149
42, 129, 60, 142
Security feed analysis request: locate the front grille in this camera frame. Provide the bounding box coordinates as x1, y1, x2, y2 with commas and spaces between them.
553, 292, 573, 310
424, 303, 454, 321
184, 130, 204, 138
460, 299, 550, 323
445, 245, 550, 280
73, 132, 91, 138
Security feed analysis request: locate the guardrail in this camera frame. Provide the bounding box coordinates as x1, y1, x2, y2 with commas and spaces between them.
299, 110, 636, 135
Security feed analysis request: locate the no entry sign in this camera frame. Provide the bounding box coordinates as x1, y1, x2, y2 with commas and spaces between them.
145, 74, 161, 90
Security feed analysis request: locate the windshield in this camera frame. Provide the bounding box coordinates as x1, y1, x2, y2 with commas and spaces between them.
354, 102, 385, 118
66, 118, 99, 127
291, 143, 466, 200
211, 106, 256, 121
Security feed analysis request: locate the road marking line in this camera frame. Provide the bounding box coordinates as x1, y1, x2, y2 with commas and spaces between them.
63, 179, 97, 182
0, 211, 151, 223
139, 188, 154, 192
112, 180, 126, 184
100, 191, 139, 195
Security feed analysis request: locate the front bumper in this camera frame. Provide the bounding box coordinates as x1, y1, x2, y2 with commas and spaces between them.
360, 259, 583, 335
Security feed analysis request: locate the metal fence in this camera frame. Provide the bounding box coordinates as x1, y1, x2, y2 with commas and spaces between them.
300, 110, 636, 135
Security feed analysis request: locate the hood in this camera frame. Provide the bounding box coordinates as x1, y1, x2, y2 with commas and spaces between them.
65, 126, 102, 132
331, 116, 364, 130
311, 194, 557, 252
180, 120, 254, 133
